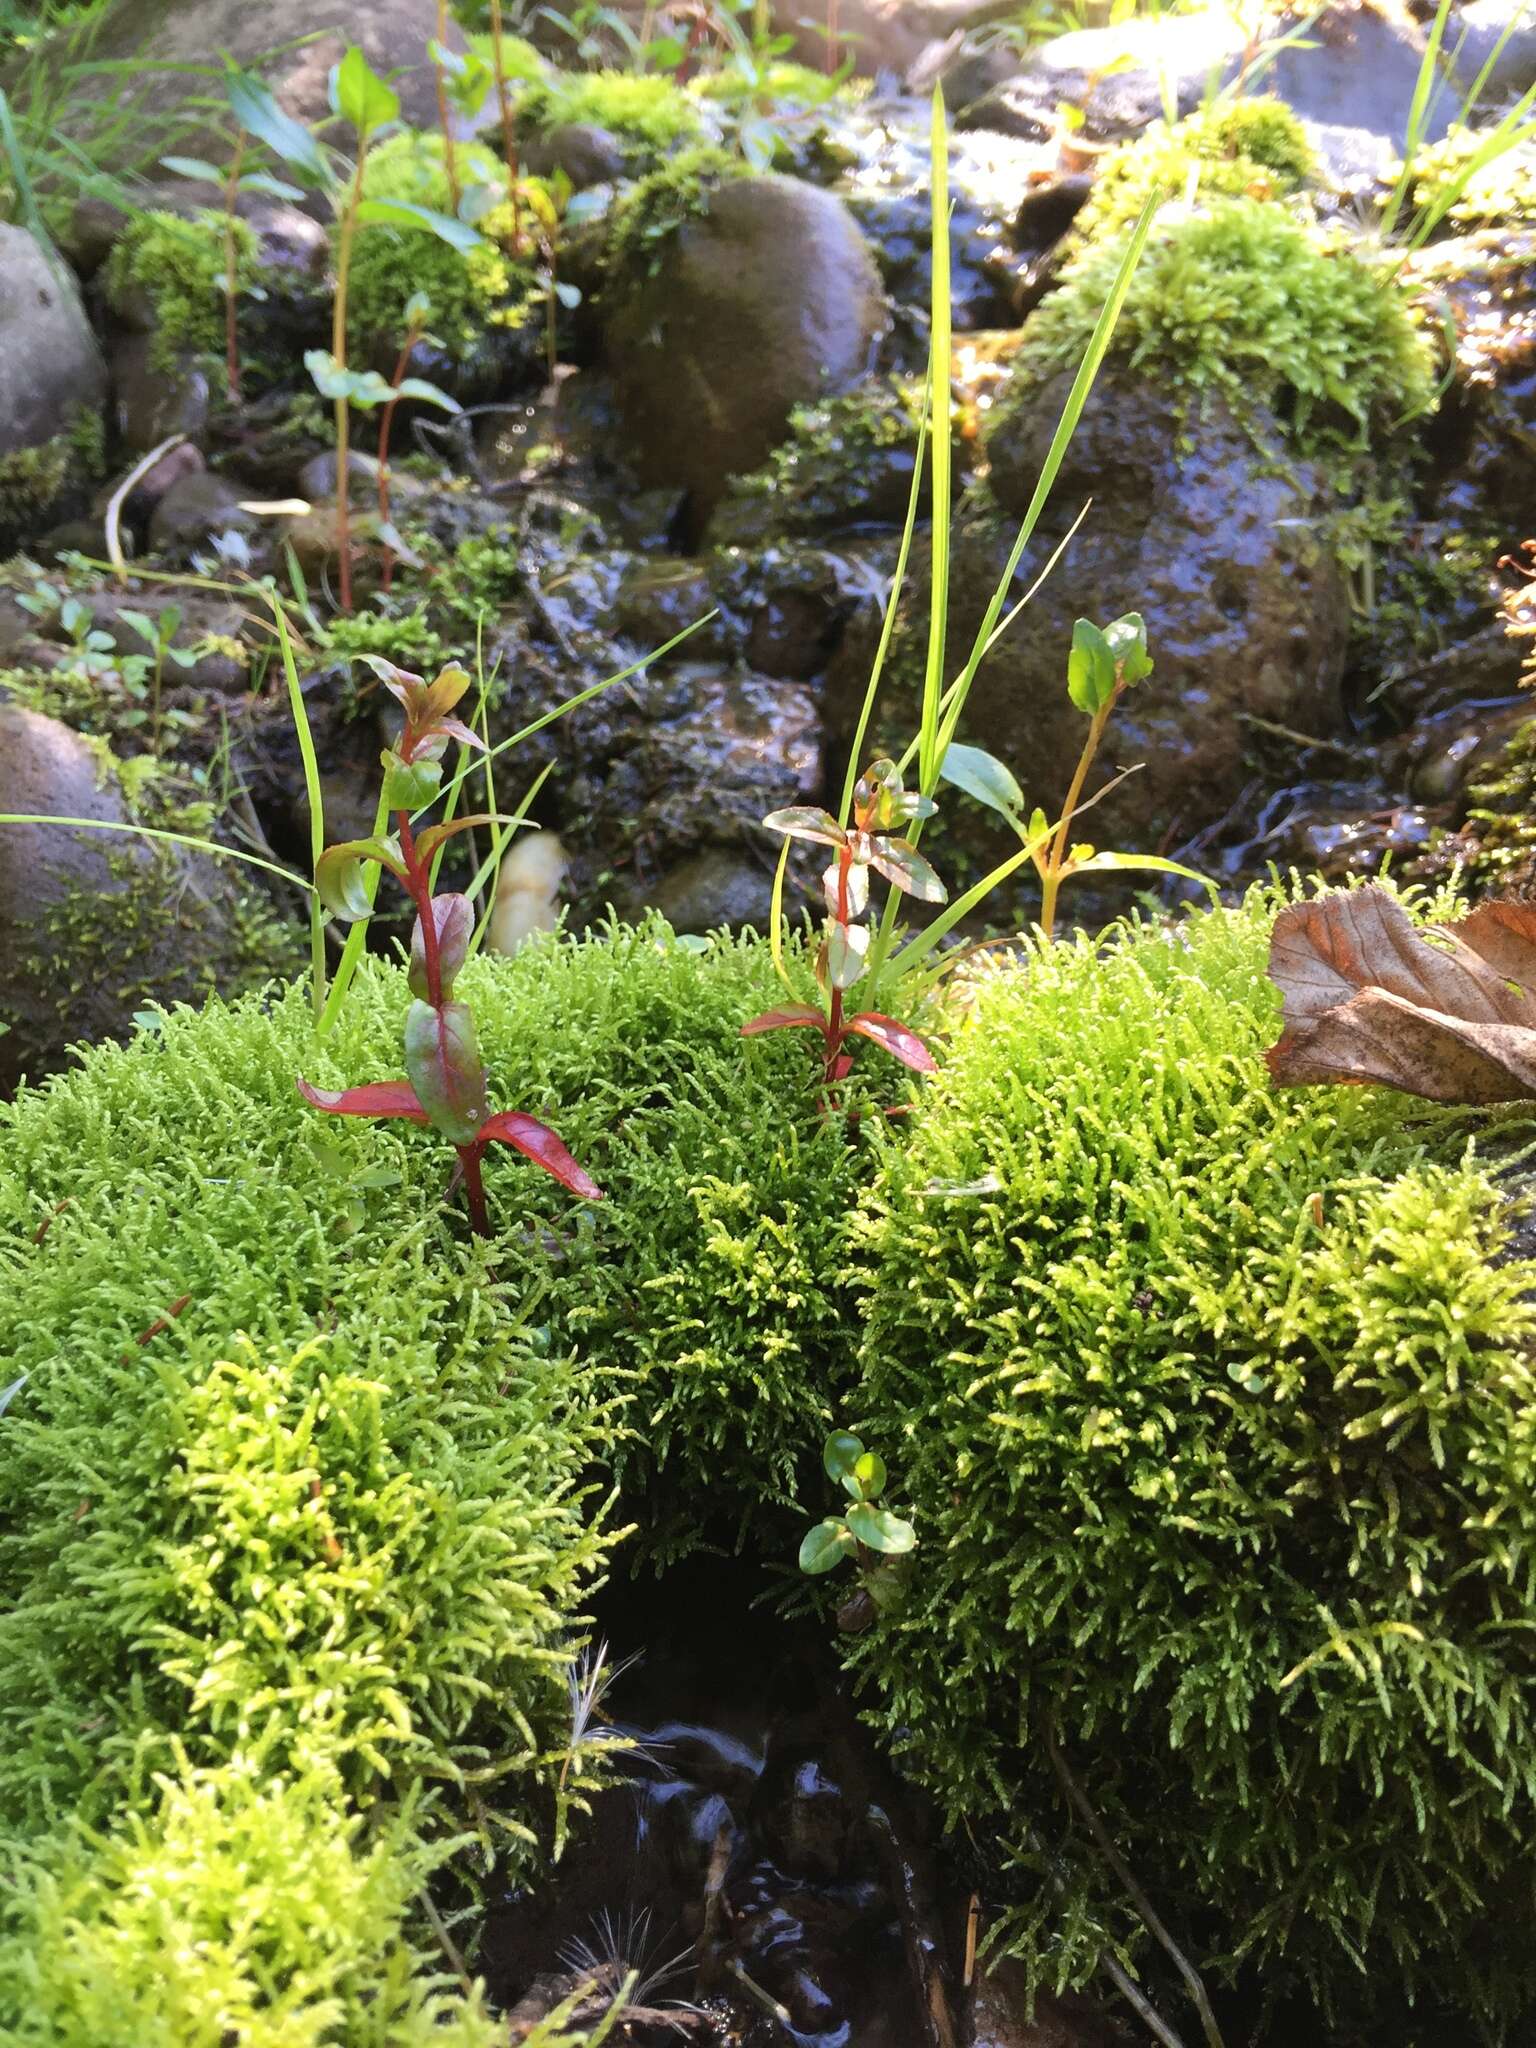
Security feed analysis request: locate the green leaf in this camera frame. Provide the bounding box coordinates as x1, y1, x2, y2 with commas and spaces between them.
160, 153, 225, 183
1104, 611, 1152, 687
332, 45, 400, 138
354, 197, 482, 249
304, 349, 393, 407
226, 68, 329, 182
115, 608, 157, 648
939, 743, 1024, 822
379, 749, 443, 811
850, 1449, 887, 1501
868, 836, 947, 904
316, 835, 404, 920
403, 997, 486, 1145
799, 1519, 855, 1574
1067, 618, 1117, 715
823, 1430, 864, 1484
394, 376, 462, 413
1072, 851, 1216, 895
846, 1502, 916, 1555
238, 170, 306, 201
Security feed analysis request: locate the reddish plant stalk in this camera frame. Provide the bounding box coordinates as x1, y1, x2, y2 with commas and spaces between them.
824, 843, 852, 1091
433, 0, 462, 211
376, 317, 424, 596
488, 0, 523, 256
222, 136, 245, 404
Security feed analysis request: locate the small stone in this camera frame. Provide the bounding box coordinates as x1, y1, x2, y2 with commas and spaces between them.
146, 472, 258, 556
111, 333, 210, 454
523, 122, 627, 190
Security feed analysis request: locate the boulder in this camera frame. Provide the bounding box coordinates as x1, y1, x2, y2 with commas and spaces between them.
960, 0, 1459, 153
1453, 0, 1536, 97
606, 174, 887, 522
0, 704, 286, 1093
0, 225, 107, 545
825, 371, 1351, 889
771, 0, 1015, 79
45, 0, 468, 170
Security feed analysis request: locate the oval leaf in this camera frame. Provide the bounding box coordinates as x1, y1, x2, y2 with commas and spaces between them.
850, 1449, 887, 1502
868, 837, 947, 904
799, 1519, 855, 1575
394, 375, 463, 413
379, 751, 442, 811
354, 196, 483, 248
761, 806, 846, 850
333, 45, 400, 137
939, 742, 1024, 821
823, 1429, 865, 1484
1104, 611, 1153, 687
825, 919, 870, 991
846, 1501, 916, 1555
409, 893, 474, 1000
846, 1013, 938, 1073
225, 68, 329, 181
296, 1077, 429, 1122
403, 998, 487, 1145
316, 836, 404, 920
1067, 617, 1117, 715
741, 1005, 825, 1037
477, 1111, 603, 1199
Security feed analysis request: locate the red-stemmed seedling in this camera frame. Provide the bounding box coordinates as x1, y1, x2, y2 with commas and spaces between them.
298, 655, 601, 1234
742, 758, 945, 1103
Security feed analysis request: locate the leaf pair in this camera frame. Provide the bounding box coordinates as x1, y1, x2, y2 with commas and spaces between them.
798, 1429, 917, 1576
1066, 610, 1153, 716
741, 1005, 936, 1074
762, 805, 946, 908
295, 1073, 603, 1199
304, 350, 462, 415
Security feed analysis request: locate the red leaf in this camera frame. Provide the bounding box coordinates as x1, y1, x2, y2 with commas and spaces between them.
741, 1005, 825, 1037
297, 1077, 430, 1122
845, 1012, 938, 1073
829, 1053, 856, 1082
477, 1112, 603, 1199
404, 998, 487, 1144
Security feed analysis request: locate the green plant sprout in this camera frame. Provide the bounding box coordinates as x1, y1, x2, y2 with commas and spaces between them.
939, 611, 1208, 941
799, 1429, 916, 1632
226, 51, 482, 612
116, 602, 198, 756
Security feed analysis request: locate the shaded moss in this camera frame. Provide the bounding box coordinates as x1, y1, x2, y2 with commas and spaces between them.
104, 208, 260, 374
345, 133, 543, 363
605, 145, 749, 279
516, 66, 704, 154
0, 406, 103, 538
1405, 130, 1536, 233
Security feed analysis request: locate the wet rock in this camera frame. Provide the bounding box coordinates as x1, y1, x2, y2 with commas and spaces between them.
959, 11, 1248, 141
606, 174, 887, 522
1266, 0, 1459, 152
828, 372, 1351, 883
0, 225, 107, 543
750, 1753, 857, 1882
562, 665, 822, 927
0, 704, 274, 1094
771, 0, 1005, 79
706, 382, 926, 549
644, 851, 781, 933
84, 587, 252, 694
110, 333, 210, 454
147, 472, 260, 557
1412, 230, 1536, 539
523, 122, 627, 190
968, 1958, 1130, 2047
613, 561, 724, 655
1455, 0, 1536, 96
50, 0, 468, 173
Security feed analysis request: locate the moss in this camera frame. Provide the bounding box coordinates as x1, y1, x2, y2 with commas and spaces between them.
847, 883, 1536, 2035
1076, 96, 1318, 244
1005, 197, 1436, 467
104, 208, 261, 374
691, 58, 861, 113
0, 404, 103, 535
710, 378, 923, 541
606, 145, 749, 279
515, 67, 703, 154
345, 133, 542, 362
1404, 129, 1536, 232
465, 27, 549, 86
321, 600, 447, 676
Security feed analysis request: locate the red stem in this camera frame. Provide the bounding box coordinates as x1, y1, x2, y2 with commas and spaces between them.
824, 843, 852, 1091
459, 1143, 490, 1236
223, 137, 244, 404
396, 810, 444, 1007
377, 324, 420, 596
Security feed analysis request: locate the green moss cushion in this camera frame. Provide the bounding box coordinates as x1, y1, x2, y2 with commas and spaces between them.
0, 924, 853, 2039
848, 889, 1536, 2032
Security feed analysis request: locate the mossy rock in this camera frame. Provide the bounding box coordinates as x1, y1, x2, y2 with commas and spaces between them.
847, 884, 1536, 2036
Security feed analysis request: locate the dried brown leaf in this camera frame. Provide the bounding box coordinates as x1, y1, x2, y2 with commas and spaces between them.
1265, 887, 1536, 1103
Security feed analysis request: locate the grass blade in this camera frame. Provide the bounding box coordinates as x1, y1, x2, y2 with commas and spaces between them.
1380, 0, 1455, 238
272, 596, 329, 1017
917, 83, 952, 796
0, 813, 313, 892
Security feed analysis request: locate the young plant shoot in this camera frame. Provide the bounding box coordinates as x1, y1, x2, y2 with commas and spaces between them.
799, 1429, 917, 1633
299, 655, 602, 1235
